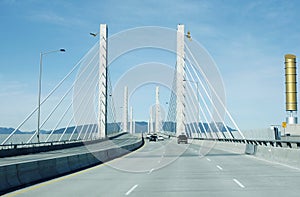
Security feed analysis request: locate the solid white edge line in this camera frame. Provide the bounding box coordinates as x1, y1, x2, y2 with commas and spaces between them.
244, 154, 300, 171
233, 179, 245, 188
125, 184, 138, 195
216, 165, 223, 170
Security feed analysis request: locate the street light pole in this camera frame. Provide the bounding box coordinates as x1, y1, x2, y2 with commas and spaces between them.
37, 49, 65, 143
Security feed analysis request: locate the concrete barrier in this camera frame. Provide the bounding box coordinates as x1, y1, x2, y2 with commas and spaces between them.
5, 165, 20, 190
255, 145, 300, 169
0, 138, 144, 195
17, 162, 41, 185
0, 166, 9, 192
193, 139, 300, 169
212, 141, 300, 169
55, 156, 71, 175
38, 159, 57, 179
245, 144, 257, 155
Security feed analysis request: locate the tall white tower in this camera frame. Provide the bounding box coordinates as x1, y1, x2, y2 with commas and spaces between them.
123, 86, 128, 132
130, 106, 133, 134
149, 107, 153, 133
98, 24, 108, 138
176, 24, 186, 136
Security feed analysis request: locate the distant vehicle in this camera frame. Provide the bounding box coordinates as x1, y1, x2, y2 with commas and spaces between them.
146, 133, 152, 139
177, 134, 188, 144
157, 136, 164, 141
149, 135, 157, 142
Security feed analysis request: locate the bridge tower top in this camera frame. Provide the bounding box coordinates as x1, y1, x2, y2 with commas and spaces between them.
176, 24, 186, 136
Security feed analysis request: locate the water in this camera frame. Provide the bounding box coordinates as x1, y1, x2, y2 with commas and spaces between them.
0, 134, 80, 145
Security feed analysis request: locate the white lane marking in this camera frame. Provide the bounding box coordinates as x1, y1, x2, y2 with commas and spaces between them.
206, 158, 211, 162
148, 168, 154, 174
233, 179, 245, 188
245, 154, 300, 171
216, 165, 223, 170
125, 184, 138, 195
158, 160, 161, 163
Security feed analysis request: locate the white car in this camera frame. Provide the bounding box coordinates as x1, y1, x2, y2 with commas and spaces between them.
157, 136, 164, 141
146, 133, 152, 139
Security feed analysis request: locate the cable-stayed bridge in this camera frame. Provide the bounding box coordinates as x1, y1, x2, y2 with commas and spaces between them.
1, 24, 300, 196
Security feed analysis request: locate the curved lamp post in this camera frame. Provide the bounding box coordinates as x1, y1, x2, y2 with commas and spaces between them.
37, 48, 65, 143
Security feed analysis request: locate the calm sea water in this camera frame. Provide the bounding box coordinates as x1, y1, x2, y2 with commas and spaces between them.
0, 134, 81, 145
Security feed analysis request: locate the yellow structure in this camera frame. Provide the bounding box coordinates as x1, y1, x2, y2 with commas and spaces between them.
285, 54, 297, 111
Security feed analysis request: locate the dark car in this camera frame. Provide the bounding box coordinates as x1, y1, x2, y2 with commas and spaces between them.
149, 135, 158, 142
177, 134, 188, 144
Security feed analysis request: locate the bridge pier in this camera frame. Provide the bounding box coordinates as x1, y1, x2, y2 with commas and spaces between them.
123, 86, 128, 132
98, 24, 108, 138
176, 24, 186, 137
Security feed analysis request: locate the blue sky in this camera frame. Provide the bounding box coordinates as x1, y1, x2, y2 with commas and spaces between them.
1, 0, 300, 130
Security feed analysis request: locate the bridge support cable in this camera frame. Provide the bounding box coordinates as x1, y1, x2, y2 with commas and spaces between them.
55, 48, 101, 142
163, 68, 177, 133
106, 71, 120, 134
186, 62, 227, 139
0, 43, 100, 145
58, 114, 74, 141
184, 82, 209, 138
67, 53, 101, 141
81, 94, 98, 140
69, 59, 100, 141
101, 81, 121, 136
122, 86, 129, 132
182, 81, 205, 138
76, 71, 100, 140
32, 53, 99, 143
68, 125, 79, 141
184, 83, 203, 138
184, 44, 244, 139
184, 56, 231, 139
184, 61, 223, 139
184, 79, 213, 138
184, 101, 201, 138
51, 53, 99, 142
45, 102, 74, 142
87, 123, 97, 140
185, 63, 226, 139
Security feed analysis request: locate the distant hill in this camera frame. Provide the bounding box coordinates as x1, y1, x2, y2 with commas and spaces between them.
0, 122, 236, 135
0, 127, 30, 134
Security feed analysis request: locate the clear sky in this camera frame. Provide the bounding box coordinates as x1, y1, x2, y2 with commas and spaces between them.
1, 0, 300, 130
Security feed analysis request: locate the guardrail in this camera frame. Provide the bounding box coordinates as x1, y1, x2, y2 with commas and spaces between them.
192, 137, 300, 149
0, 132, 128, 157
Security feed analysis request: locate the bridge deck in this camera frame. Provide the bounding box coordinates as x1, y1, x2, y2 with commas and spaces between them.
5, 138, 300, 196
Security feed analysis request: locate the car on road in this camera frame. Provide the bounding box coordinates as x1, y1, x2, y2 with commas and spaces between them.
149, 135, 158, 142
157, 136, 164, 141
146, 133, 152, 139
177, 134, 188, 144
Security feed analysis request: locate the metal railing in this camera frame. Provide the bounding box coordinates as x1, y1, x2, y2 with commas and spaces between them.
192, 137, 300, 149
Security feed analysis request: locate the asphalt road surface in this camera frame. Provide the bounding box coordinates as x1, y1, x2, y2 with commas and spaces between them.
5, 138, 300, 197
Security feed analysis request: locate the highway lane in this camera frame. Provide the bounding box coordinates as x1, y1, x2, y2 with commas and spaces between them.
0, 133, 139, 166
5, 138, 300, 197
